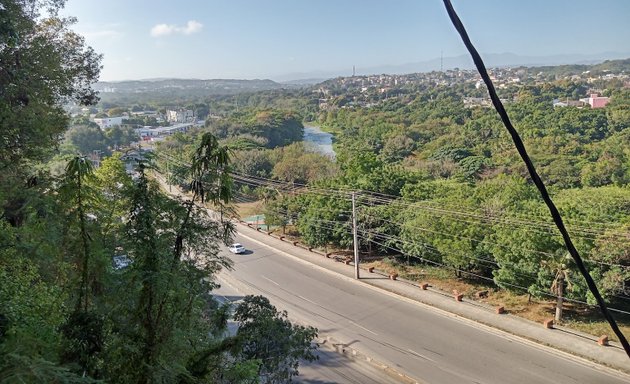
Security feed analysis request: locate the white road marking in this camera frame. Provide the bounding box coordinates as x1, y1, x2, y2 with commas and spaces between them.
261, 275, 280, 286
297, 295, 318, 305
349, 320, 378, 335
407, 349, 436, 363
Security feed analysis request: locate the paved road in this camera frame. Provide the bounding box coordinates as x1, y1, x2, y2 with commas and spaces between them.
212, 276, 403, 384
218, 233, 630, 384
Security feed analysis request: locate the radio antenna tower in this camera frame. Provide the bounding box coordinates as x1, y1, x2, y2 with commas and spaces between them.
353, 65, 356, 77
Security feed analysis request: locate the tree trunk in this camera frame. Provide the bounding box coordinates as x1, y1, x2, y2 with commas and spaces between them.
555, 274, 564, 322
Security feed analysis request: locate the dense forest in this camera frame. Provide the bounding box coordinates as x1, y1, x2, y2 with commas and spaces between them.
0, 1, 317, 382
157, 66, 630, 311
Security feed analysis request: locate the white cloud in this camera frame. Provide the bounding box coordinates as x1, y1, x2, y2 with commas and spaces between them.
150, 20, 203, 37
182, 20, 203, 35
150, 24, 176, 37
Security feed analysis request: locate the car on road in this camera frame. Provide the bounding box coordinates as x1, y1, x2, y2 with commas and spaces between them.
228, 243, 246, 254
113, 255, 132, 270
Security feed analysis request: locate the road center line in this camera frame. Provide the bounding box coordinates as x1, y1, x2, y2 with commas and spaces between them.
261, 275, 280, 286
349, 320, 378, 335
407, 349, 436, 363
297, 295, 318, 305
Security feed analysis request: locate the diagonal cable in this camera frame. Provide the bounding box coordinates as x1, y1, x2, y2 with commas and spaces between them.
442, 0, 630, 358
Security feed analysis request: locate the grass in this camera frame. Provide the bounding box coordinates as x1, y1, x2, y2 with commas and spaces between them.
234, 201, 262, 218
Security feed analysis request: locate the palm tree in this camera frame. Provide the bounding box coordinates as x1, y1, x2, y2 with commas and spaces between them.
543, 253, 573, 322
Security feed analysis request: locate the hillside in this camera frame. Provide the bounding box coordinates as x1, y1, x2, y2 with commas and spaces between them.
94, 78, 293, 94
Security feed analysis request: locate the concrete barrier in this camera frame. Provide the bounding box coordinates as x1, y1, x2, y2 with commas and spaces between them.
543, 319, 554, 329
454, 293, 464, 302
598, 335, 609, 346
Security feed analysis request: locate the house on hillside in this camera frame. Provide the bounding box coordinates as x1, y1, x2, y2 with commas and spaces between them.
579, 94, 610, 109
552, 99, 587, 108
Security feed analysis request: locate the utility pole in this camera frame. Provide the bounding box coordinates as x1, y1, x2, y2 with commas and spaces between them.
352, 192, 359, 279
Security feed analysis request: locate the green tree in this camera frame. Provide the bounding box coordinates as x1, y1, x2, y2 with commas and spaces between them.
231, 296, 318, 383
64, 124, 109, 156
57, 157, 106, 378
0, 0, 101, 168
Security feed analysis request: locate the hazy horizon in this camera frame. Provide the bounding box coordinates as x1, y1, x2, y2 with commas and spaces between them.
62, 0, 630, 82
94, 51, 629, 83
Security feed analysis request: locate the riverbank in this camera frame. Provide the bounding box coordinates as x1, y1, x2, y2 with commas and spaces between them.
303, 124, 336, 157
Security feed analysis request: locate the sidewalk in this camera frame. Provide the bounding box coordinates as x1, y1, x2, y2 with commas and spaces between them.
236, 223, 630, 375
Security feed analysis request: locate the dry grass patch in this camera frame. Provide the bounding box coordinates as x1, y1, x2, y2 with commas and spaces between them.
234, 201, 261, 218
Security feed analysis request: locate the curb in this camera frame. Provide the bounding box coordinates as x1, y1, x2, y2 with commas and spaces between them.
235, 223, 630, 378
318, 335, 423, 384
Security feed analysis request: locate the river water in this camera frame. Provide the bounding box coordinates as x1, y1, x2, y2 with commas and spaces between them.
303, 125, 335, 158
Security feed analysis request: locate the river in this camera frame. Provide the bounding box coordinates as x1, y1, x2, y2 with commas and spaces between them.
303, 125, 335, 158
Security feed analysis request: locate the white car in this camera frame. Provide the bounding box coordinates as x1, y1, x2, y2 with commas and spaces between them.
113, 255, 132, 270
228, 243, 246, 254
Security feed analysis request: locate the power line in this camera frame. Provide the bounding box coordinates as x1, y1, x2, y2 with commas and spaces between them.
355, 186, 628, 232
159, 150, 627, 238
358, 210, 630, 270
229, 167, 629, 241
359, 233, 630, 316
359, 194, 629, 240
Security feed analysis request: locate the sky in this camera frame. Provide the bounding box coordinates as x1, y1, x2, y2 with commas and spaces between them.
61, 0, 630, 81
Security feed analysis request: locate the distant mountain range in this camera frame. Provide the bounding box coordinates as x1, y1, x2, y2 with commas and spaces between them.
93, 78, 291, 94
271, 51, 630, 82
94, 52, 629, 95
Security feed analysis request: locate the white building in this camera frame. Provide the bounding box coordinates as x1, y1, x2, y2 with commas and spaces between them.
136, 123, 194, 139
93, 116, 128, 129
166, 109, 194, 123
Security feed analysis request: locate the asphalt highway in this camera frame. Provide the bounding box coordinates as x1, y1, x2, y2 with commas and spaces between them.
212, 271, 403, 384
217, 232, 630, 384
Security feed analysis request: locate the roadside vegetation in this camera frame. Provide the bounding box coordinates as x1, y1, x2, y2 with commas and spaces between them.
1, 2, 317, 382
